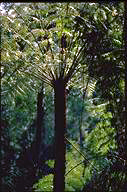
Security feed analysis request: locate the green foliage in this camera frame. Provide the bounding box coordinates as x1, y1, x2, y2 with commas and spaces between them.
33, 174, 54, 192
65, 146, 86, 191
34, 126, 115, 192
44, 87, 54, 144
82, 158, 127, 192
33, 142, 85, 191
85, 103, 116, 155
2, 89, 37, 148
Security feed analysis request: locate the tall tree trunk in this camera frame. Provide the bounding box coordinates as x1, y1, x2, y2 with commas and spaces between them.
124, 0, 127, 162
35, 83, 45, 163
53, 79, 66, 192
124, 3, 127, 191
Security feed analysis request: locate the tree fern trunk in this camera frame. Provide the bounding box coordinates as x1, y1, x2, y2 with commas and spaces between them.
53, 79, 66, 192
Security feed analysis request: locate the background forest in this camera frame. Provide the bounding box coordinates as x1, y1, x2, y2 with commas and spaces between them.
1, 2, 127, 192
